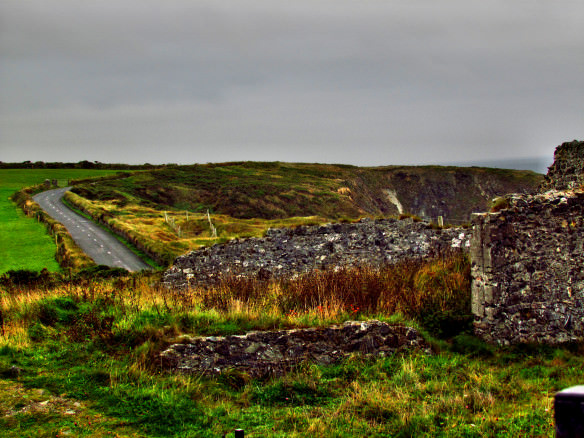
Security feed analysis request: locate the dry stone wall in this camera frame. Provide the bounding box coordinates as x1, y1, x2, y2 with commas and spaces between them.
163, 218, 471, 288
160, 321, 428, 378
471, 140, 584, 345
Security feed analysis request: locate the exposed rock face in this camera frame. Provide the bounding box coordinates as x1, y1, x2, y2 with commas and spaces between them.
347, 167, 542, 224
163, 218, 471, 288
471, 140, 584, 345
541, 140, 584, 191
160, 321, 428, 378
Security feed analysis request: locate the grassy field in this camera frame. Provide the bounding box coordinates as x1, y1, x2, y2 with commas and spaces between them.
0, 257, 579, 437
0, 169, 128, 274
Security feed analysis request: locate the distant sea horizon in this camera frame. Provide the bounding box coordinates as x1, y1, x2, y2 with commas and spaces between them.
439, 156, 553, 175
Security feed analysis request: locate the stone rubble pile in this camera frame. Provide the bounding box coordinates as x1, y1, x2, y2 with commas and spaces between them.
163, 217, 471, 288
160, 320, 428, 378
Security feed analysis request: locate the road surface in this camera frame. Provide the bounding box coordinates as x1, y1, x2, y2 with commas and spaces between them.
33, 188, 151, 272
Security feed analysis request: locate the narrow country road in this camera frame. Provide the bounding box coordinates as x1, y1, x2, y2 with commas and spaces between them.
33, 188, 151, 272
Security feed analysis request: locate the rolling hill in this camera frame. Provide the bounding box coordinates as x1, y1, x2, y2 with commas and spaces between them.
71, 162, 543, 223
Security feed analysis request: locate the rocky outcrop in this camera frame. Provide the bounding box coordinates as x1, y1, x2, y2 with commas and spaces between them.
471, 140, 584, 345
160, 321, 428, 378
163, 218, 471, 288
540, 140, 584, 191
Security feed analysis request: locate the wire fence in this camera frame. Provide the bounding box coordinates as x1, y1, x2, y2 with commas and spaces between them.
420, 216, 473, 226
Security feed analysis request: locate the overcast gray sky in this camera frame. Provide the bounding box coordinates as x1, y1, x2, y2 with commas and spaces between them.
1, 0, 582, 168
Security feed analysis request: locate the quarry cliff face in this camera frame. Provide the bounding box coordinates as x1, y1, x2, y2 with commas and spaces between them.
72, 162, 542, 224
345, 166, 542, 223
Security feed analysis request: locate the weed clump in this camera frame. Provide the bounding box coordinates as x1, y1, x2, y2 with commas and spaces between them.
490, 196, 511, 212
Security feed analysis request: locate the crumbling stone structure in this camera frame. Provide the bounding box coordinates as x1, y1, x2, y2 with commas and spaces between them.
471, 140, 584, 344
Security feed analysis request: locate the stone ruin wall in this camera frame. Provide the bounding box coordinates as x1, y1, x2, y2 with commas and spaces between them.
471, 140, 584, 344
161, 321, 428, 378
540, 139, 584, 191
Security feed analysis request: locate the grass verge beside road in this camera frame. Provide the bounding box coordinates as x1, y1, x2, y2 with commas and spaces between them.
0, 169, 130, 274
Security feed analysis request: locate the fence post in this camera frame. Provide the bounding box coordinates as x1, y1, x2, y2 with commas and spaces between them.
437, 216, 444, 227
555, 385, 584, 437
207, 209, 217, 238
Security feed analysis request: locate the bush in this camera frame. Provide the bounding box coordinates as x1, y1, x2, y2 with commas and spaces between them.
418, 311, 473, 339
74, 265, 129, 280
194, 250, 472, 339
0, 269, 53, 288
450, 334, 494, 357
32, 296, 114, 342
38, 297, 79, 326
28, 322, 48, 342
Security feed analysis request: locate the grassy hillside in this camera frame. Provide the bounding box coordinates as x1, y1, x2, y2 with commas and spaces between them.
71, 162, 543, 222
64, 162, 542, 266
0, 164, 573, 437
0, 169, 129, 274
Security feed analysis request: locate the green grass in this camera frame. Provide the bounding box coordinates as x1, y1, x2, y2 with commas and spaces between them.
0, 270, 580, 437
3, 340, 575, 437
0, 169, 128, 274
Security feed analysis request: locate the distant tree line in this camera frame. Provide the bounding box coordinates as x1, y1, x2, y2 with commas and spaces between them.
0, 160, 175, 170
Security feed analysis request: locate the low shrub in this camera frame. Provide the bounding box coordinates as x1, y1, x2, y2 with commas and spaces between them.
450, 333, 494, 357
490, 196, 511, 212
192, 250, 471, 337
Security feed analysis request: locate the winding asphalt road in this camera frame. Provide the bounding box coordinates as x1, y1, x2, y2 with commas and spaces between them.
33, 188, 151, 272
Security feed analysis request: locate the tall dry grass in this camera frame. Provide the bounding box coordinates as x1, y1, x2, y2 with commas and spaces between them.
0, 250, 470, 352
191, 250, 470, 324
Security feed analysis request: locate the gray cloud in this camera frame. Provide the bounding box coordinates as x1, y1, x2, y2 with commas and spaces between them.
1, 0, 583, 166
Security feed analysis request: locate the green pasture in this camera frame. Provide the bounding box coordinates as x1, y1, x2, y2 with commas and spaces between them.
0, 169, 126, 274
